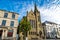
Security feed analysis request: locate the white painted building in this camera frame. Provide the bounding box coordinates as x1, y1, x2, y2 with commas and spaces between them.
0, 10, 19, 40
42, 21, 58, 38
57, 25, 60, 38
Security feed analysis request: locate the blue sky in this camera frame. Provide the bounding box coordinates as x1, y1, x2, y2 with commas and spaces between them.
0, 0, 60, 24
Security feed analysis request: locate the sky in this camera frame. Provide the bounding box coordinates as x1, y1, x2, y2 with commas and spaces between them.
0, 0, 60, 24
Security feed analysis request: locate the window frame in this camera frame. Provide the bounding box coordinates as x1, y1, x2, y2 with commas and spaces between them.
7, 30, 13, 37
4, 13, 8, 18
12, 13, 15, 19
30, 20, 35, 28
10, 21, 14, 27
2, 20, 6, 26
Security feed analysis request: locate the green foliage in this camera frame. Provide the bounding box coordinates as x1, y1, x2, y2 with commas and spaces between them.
19, 16, 31, 33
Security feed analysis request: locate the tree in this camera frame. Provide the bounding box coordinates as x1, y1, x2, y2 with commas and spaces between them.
19, 16, 32, 40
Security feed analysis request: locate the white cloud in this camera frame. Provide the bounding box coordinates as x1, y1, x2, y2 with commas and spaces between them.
38, 4, 60, 24
19, 0, 60, 24
12, 0, 60, 23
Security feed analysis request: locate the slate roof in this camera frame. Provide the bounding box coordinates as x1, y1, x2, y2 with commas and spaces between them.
0, 9, 19, 15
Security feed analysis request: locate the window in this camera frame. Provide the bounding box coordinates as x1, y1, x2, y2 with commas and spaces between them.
31, 38, 38, 40
2, 20, 6, 26
38, 16, 40, 21
12, 13, 15, 19
10, 21, 14, 27
7, 30, 13, 37
4, 13, 8, 18
33, 20, 35, 28
30, 20, 35, 28
29, 32, 36, 35
30, 20, 33, 28
29, 32, 30, 35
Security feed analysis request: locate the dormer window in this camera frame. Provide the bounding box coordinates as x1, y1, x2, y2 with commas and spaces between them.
4, 13, 8, 18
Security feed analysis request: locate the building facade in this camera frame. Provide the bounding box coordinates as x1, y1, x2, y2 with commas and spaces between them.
19, 4, 44, 40
42, 21, 58, 38
56, 25, 60, 38
0, 10, 19, 40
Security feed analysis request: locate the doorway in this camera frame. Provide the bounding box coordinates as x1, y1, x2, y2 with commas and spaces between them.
0, 30, 3, 38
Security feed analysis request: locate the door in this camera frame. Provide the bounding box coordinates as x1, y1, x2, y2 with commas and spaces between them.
0, 30, 3, 38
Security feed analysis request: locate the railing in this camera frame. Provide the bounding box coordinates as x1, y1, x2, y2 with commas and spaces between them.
4, 37, 13, 40
0, 37, 17, 40
0, 25, 7, 28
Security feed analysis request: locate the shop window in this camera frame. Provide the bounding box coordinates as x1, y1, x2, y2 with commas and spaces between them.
7, 30, 13, 37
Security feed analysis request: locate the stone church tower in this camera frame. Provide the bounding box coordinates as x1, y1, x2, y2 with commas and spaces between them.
19, 4, 44, 40
26, 4, 44, 40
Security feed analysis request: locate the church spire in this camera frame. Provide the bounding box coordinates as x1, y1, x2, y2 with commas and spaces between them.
34, 3, 38, 11
34, 3, 39, 15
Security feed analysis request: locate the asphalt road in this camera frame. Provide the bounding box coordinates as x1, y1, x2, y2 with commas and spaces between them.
42, 39, 60, 40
